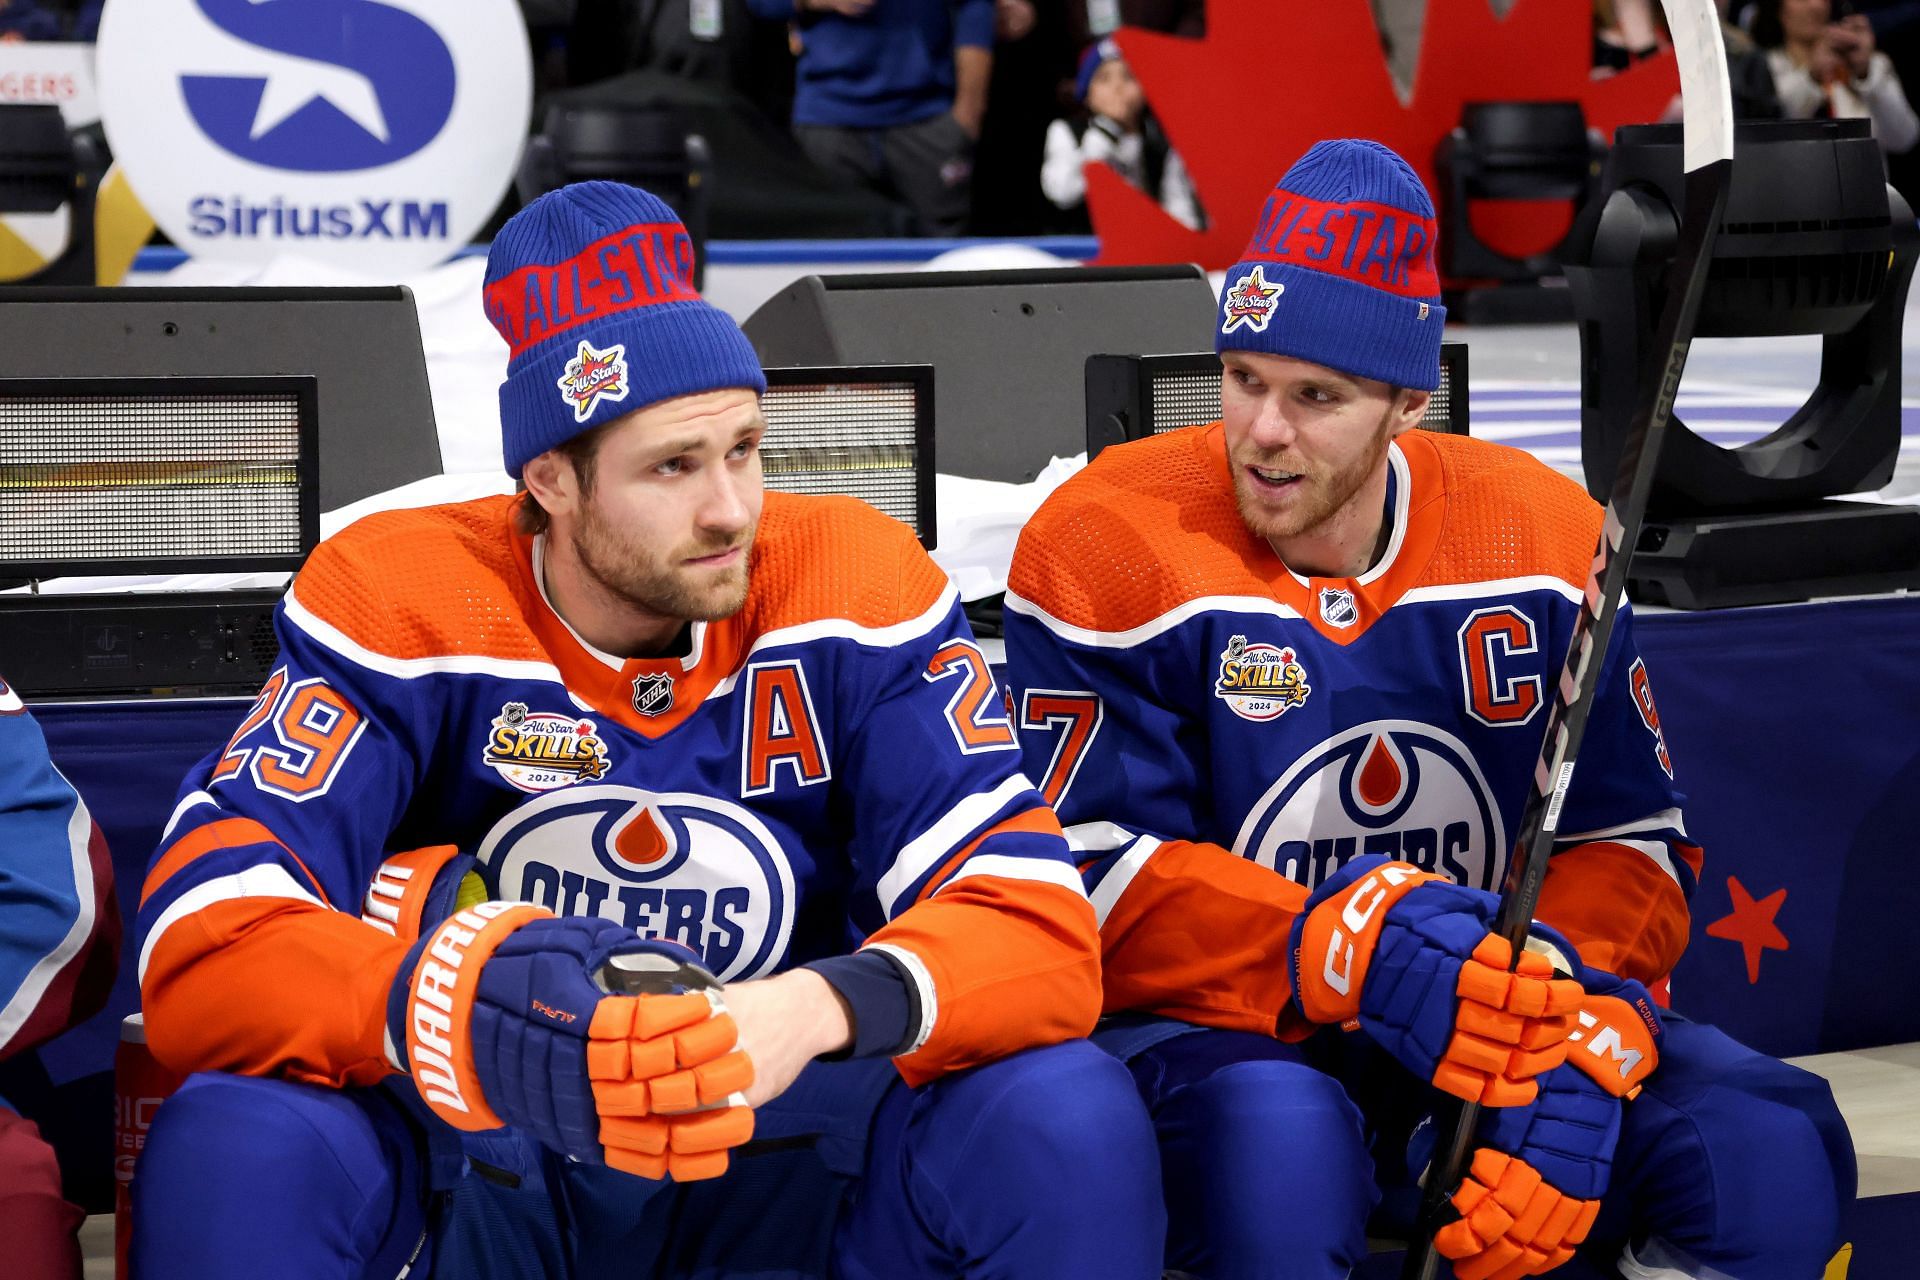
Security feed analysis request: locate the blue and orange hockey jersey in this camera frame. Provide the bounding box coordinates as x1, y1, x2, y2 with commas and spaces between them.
138, 493, 1097, 1090
1003, 425, 1699, 1036
0, 675, 118, 1068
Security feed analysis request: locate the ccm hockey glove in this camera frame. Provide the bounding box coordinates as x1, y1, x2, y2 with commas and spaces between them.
1429, 969, 1663, 1280
1288, 856, 1583, 1106
379, 861, 753, 1180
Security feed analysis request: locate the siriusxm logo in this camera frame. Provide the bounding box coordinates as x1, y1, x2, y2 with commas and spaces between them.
188, 195, 449, 240
99, 0, 529, 274
179, 0, 456, 173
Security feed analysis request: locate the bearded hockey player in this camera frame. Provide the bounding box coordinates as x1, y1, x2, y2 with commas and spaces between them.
130, 183, 1167, 1279
1003, 138, 1856, 1280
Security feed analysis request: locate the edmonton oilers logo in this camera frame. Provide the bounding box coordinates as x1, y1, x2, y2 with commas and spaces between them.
1231, 720, 1507, 891
477, 785, 795, 982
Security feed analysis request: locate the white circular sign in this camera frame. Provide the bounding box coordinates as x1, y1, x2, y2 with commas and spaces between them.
97, 0, 531, 275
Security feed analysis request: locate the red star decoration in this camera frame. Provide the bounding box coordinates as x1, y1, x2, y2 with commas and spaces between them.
1704, 875, 1789, 984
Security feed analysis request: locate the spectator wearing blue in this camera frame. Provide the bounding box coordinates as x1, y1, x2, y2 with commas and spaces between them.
747, 0, 994, 234
0, 0, 62, 41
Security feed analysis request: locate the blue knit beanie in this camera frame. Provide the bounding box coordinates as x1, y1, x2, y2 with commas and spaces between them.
1075, 38, 1121, 103
1215, 139, 1444, 391
484, 182, 766, 479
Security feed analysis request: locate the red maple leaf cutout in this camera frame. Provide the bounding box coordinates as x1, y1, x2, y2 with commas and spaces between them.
1090, 0, 1680, 271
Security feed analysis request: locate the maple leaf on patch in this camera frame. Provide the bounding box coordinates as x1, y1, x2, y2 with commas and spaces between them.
1089, 0, 1680, 270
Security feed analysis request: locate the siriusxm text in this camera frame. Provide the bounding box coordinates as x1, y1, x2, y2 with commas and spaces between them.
188, 196, 451, 240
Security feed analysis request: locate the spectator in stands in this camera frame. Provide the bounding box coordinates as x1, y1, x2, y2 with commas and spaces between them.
1042, 38, 1200, 229
1752, 0, 1920, 150
0, 0, 61, 41
748, 0, 993, 235
1594, 0, 1784, 119
0, 676, 120, 1280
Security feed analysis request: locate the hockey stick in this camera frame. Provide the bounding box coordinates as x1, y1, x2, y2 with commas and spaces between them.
1400, 4, 1734, 1277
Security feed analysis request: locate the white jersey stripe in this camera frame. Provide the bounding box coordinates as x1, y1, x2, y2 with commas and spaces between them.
1559, 808, 1691, 842
0, 792, 96, 1055
1062, 820, 1144, 855
876, 774, 1032, 918
1088, 836, 1163, 929
138, 864, 327, 984
1557, 835, 1685, 888
1004, 592, 1304, 651
938, 854, 1087, 900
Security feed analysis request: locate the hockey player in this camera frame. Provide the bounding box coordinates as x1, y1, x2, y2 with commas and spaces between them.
1004, 138, 1857, 1279
129, 183, 1169, 1279
0, 674, 120, 1280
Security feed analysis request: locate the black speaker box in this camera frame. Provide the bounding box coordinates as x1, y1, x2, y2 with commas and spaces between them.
742, 265, 1218, 483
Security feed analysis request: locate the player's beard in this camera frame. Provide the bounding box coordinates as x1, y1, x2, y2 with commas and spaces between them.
571, 498, 757, 624
1229, 402, 1399, 546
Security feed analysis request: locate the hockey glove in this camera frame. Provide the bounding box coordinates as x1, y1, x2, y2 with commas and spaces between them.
1430, 1062, 1620, 1280
388, 902, 753, 1181
1288, 857, 1583, 1106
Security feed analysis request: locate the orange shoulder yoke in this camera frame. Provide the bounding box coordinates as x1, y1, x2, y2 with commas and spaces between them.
1411, 433, 1604, 594
1009, 425, 1278, 634
291, 495, 546, 664
739, 493, 952, 636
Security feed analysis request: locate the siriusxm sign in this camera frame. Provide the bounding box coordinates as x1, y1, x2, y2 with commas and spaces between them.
98, 0, 529, 274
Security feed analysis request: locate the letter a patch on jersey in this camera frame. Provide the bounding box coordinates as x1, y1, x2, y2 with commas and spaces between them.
742, 660, 830, 796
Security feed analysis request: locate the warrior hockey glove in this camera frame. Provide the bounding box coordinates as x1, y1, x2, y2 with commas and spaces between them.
387, 901, 753, 1181
1287, 856, 1583, 1106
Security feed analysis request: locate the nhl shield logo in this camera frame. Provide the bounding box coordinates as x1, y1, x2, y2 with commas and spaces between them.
632, 672, 675, 718
1319, 587, 1359, 629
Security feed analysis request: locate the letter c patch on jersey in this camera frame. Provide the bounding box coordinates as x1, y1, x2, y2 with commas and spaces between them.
741, 661, 830, 797
1457, 607, 1542, 728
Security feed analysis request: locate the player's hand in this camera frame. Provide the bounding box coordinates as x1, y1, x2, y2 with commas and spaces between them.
722, 968, 855, 1108
586, 979, 755, 1182
1435, 1146, 1603, 1280
389, 905, 750, 1180
1288, 857, 1583, 1106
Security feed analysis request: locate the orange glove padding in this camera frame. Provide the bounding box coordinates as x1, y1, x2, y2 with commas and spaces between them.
1292, 861, 1582, 1107
1438, 936, 1585, 1107
1435, 1149, 1601, 1280
587, 991, 755, 1181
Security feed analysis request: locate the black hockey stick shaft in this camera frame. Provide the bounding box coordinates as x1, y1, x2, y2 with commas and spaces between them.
1400, 5, 1733, 1276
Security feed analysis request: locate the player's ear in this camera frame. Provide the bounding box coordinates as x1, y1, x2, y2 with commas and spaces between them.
1391, 387, 1430, 436
522, 449, 577, 520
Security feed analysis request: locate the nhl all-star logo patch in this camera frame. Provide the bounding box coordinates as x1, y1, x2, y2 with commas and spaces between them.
1319, 587, 1359, 629
556, 339, 631, 423
482, 701, 612, 793
632, 672, 675, 718
1221, 264, 1284, 335
1213, 633, 1312, 723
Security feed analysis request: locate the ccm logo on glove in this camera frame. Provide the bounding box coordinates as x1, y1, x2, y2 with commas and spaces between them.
1565, 993, 1660, 1097
1321, 862, 1429, 997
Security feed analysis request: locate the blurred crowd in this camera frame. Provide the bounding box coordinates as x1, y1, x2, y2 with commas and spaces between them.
7, 0, 1920, 236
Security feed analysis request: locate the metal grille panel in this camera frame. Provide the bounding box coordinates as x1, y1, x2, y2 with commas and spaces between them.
0, 391, 305, 567
1148, 368, 1227, 435
761, 381, 924, 535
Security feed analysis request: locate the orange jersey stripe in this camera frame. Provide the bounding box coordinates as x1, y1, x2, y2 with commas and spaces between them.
142, 817, 326, 909
913, 808, 1066, 905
